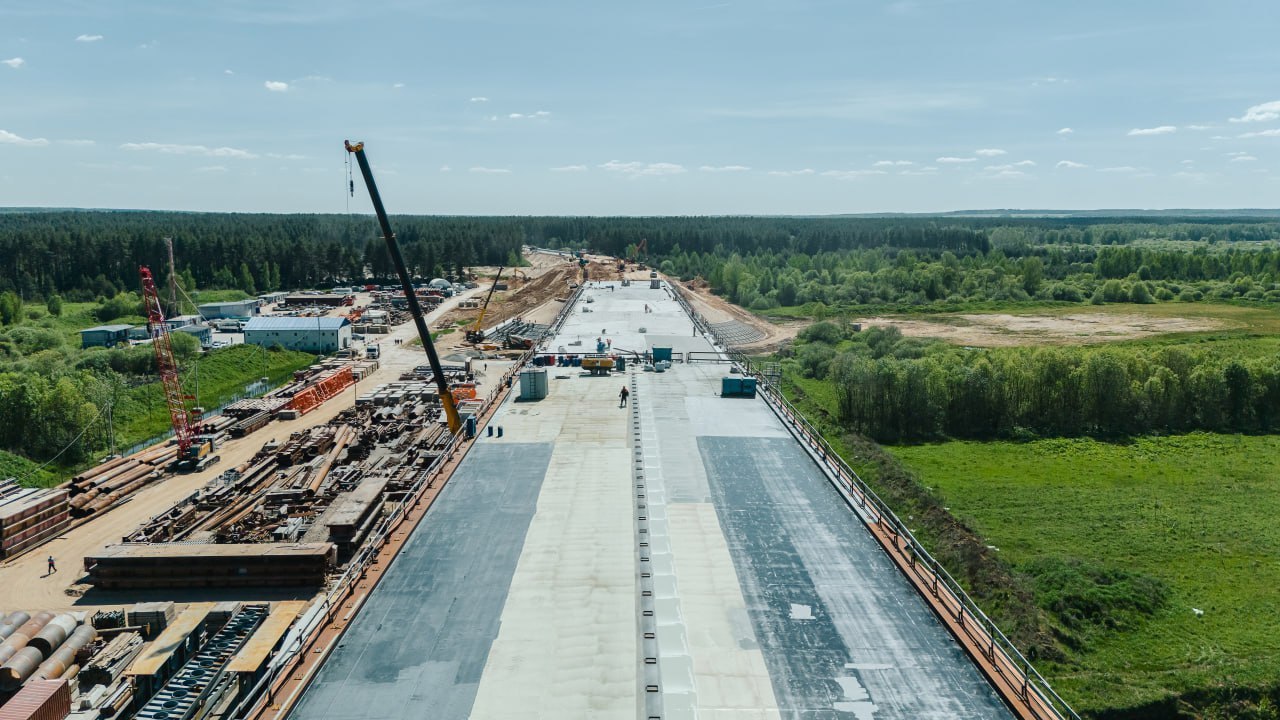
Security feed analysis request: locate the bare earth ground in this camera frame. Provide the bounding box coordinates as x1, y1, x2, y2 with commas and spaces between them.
856, 312, 1226, 347
669, 276, 806, 352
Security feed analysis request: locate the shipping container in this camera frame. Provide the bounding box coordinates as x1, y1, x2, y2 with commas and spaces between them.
0, 678, 70, 720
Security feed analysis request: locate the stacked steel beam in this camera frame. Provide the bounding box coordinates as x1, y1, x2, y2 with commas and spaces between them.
0, 480, 69, 560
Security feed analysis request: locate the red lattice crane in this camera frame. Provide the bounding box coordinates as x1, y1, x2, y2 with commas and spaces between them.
139, 265, 195, 454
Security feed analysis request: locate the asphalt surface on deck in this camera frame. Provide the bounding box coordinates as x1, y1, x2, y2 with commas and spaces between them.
290, 281, 1012, 720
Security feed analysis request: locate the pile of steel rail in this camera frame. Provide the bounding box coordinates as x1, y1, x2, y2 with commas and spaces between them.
0, 480, 68, 559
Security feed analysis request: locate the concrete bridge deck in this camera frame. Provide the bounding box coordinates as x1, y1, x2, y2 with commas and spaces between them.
289, 281, 1014, 720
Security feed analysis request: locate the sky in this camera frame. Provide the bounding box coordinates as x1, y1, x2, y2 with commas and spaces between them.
1, 0, 1278, 215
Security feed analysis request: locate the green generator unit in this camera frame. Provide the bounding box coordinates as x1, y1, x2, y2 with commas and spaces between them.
651, 346, 673, 363
721, 376, 756, 398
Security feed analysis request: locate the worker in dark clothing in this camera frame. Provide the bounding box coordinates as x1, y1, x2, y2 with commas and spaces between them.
619, 386, 630, 407
47, 556, 56, 574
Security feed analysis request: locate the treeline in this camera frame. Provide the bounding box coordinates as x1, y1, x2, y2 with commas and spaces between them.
793, 323, 1280, 442
660, 242, 1280, 311
0, 212, 523, 301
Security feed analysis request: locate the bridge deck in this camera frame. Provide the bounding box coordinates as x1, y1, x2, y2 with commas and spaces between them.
290, 282, 1012, 719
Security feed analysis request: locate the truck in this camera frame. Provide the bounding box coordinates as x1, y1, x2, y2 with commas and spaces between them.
366, 344, 381, 360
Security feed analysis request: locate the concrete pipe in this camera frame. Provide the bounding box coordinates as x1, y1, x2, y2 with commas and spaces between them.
28, 614, 77, 656
34, 624, 96, 682
0, 646, 44, 690
0, 611, 53, 665
0, 611, 30, 641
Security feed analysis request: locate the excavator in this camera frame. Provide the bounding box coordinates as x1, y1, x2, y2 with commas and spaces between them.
465, 267, 505, 343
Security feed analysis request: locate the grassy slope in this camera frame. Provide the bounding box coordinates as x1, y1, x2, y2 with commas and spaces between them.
108, 345, 317, 456
891, 434, 1280, 714
0, 449, 55, 486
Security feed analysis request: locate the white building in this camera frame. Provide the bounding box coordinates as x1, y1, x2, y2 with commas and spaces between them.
243, 317, 352, 354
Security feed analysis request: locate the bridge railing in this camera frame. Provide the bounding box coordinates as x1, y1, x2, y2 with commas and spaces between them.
726, 345, 1079, 720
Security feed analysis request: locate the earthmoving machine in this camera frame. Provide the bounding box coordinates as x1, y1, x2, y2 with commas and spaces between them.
465, 266, 505, 343
139, 265, 220, 472
345, 140, 462, 434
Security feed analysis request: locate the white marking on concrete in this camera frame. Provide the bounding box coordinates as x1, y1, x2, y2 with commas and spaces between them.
789, 603, 814, 620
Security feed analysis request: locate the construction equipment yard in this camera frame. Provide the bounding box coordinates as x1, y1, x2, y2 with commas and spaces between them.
0, 250, 1074, 720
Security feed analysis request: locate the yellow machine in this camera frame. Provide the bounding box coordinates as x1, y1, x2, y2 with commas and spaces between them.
581, 354, 616, 376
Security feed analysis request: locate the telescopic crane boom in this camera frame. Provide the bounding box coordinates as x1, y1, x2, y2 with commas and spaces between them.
344, 140, 462, 434
465, 266, 504, 343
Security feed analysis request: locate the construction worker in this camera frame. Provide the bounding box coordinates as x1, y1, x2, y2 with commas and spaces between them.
47, 555, 56, 574
619, 386, 630, 407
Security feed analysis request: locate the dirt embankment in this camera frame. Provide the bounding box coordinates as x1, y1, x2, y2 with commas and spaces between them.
856, 312, 1225, 347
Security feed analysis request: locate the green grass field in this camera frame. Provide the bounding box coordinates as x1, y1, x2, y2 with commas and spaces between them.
891, 434, 1280, 714
0, 449, 55, 487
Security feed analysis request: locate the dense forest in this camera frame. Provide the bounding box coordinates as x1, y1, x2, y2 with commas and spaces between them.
790, 323, 1280, 442
4, 211, 1279, 304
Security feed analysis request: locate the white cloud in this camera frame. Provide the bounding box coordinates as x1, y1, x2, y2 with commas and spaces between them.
873, 160, 913, 167
393, 82, 404, 89
1055, 160, 1087, 169
0, 129, 49, 147
195, 165, 227, 173
120, 142, 257, 159
820, 169, 887, 179
1013, 160, 1036, 167
983, 169, 1029, 179
224, 69, 234, 75
899, 166, 939, 175
767, 168, 815, 177
983, 164, 1032, 172
1231, 155, 1258, 162
1239, 128, 1280, 139
469, 167, 511, 174
1186, 124, 1213, 131
508, 113, 523, 119
550, 165, 587, 172
1057, 127, 1074, 135
469, 96, 489, 103
439, 165, 451, 172
599, 160, 686, 177
2, 57, 25, 69
1230, 100, 1280, 123
264, 80, 289, 92
75, 34, 103, 43
1211, 135, 1232, 140
975, 148, 1006, 157
1127, 125, 1176, 136
936, 156, 976, 163
699, 165, 750, 173
509, 111, 551, 120
58, 139, 95, 146
1099, 166, 1138, 173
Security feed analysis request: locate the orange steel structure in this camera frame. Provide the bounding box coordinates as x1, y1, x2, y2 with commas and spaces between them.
287, 368, 354, 415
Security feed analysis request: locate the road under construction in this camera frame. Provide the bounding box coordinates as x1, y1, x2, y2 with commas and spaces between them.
266, 277, 1074, 720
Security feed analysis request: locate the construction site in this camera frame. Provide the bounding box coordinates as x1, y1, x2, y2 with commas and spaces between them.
0, 149, 1077, 720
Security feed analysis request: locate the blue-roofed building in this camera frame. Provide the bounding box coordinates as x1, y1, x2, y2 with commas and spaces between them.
243, 317, 351, 354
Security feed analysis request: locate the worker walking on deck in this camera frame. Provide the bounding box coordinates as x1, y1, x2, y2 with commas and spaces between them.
619, 386, 630, 407
47, 556, 56, 574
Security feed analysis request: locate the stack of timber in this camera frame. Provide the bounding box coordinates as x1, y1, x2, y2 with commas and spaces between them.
79, 631, 144, 688
83, 543, 336, 589
0, 480, 69, 560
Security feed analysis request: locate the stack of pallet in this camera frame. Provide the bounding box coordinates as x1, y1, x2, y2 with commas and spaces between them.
0, 479, 69, 560
127, 602, 175, 639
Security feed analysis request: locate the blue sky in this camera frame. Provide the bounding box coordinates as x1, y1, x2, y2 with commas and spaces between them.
1, 0, 1277, 214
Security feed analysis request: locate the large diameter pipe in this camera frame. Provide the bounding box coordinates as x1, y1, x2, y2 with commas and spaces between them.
28, 614, 77, 655
0, 612, 53, 665
0, 611, 30, 641
34, 624, 96, 681
0, 646, 44, 690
